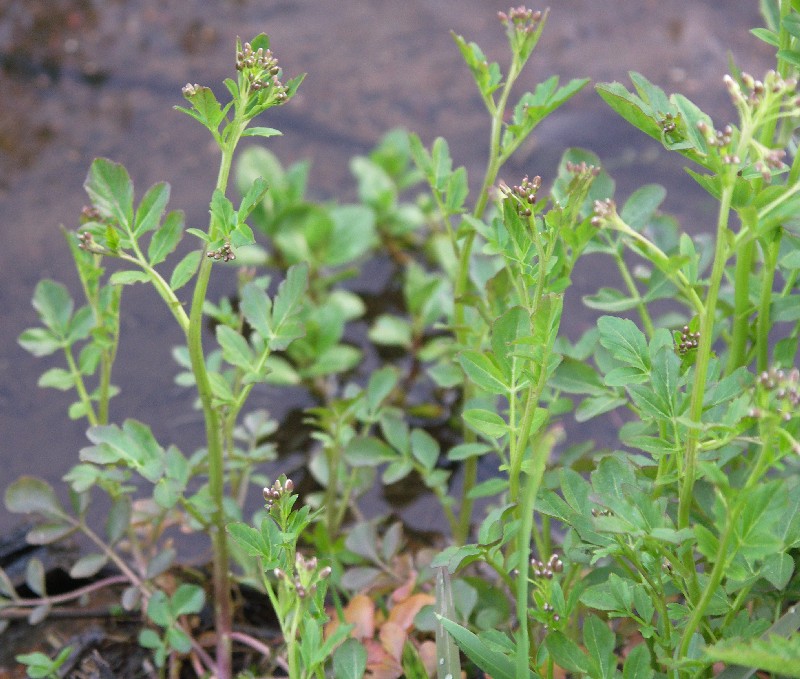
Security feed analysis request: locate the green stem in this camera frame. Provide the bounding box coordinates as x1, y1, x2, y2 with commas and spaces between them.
120, 253, 191, 333
726, 237, 754, 374
453, 54, 524, 546
678, 421, 775, 658
515, 430, 557, 677
63, 347, 98, 426
613, 245, 655, 339
678, 183, 733, 532
185, 114, 244, 679
756, 237, 780, 372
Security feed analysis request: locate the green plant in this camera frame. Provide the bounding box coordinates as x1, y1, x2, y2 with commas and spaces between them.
6, 3, 800, 679
15, 647, 73, 679
7, 35, 310, 678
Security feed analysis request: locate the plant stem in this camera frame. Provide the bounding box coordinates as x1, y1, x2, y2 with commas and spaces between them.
756, 238, 780, 372
185, 114, 244, 679
453, 54, 523, 546
514, 429, 556, 677
726, 237, 754, 374
678, 183, 733, 532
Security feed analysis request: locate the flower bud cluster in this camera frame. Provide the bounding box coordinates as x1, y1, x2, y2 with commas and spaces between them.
77, 230, 95, 251
752, 367, 800, 422
263, 477, 294, 510
236, 41, 287, 101
725, 70, 798, 108
207, 241, 236, 263
565, 160, 600, 177
502, 174, 542, 217
273, 553, 332, 599
181, 83, 204, 98
659, 112, 678, 135
497, 6, 543, 33
80, 206, 103, 224
676, 325, 701, 355
590, 198, 616, 227
697, 121, 733, 148
531, 553, 564, 579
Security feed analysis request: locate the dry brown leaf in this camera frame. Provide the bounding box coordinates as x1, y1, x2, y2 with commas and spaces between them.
344, 593, 376, 640
417, 639, 438, 677
379, 621, 407, 661
364, 638, 404, 679
387, 592, 435, 631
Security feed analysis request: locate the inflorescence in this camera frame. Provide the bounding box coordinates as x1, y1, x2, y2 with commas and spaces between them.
236, 41, 287, 101
263, 477, 294, 511
752, 367, 800, 422
530, 553, 564, 579
273, 554, 332, 600
590, 198, 616, 227
497, 6, 543, 32
207, 240, 236, 263
501, 174, 542, 217
676, 325, 701, 355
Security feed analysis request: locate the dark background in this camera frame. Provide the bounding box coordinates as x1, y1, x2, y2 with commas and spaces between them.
0, 1, 773, 532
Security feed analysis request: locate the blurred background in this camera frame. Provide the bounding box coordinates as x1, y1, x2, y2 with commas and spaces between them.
0, 1, 773, 532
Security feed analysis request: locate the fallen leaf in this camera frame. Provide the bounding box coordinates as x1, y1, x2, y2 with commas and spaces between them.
387, 592, 435, 630
379, 621, 407, 660
417, 639, 438, 676
345, 593, 376, 640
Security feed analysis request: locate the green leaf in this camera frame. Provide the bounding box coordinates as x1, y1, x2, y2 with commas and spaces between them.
170, 583, 205, 616
270, 263, 308, 349
437, 616, 531, 679
106, 496, 131, 544
176, 85, 225, 133
227, 521, 271, 559
447, 443, 492, 461
32, 280, 73, 334
241, 126, 282, 138
410, 429, 439, 471
26, 558, 46, 597
332, 638, 367, 679
622, 644, 654, 679
458, 351, 510, 394
147, 589, 172, 627
369, 314, 413, 347
584, 614, 616, 679
70, 553, 108, 579
705, 635, 800, 677
597, 316, 649, 372
545, 632, 590, 674
5, 477, 66, 518
620, 184, 666, 229
463, 409, 508, 438
109, 271, 150, 285
344, 436, 398, 466
84, 158, 134, 227
26, 522, 75, 545
216, 325, 254, 370
134, 181, 170, 237
751, 27, 779, 47
37, 368, 74, 391
169, 250, 202, 290
19, 327, 62, 357
82, 419, 165, 483
240, 281, 272, 340
148, 210, 184, 265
